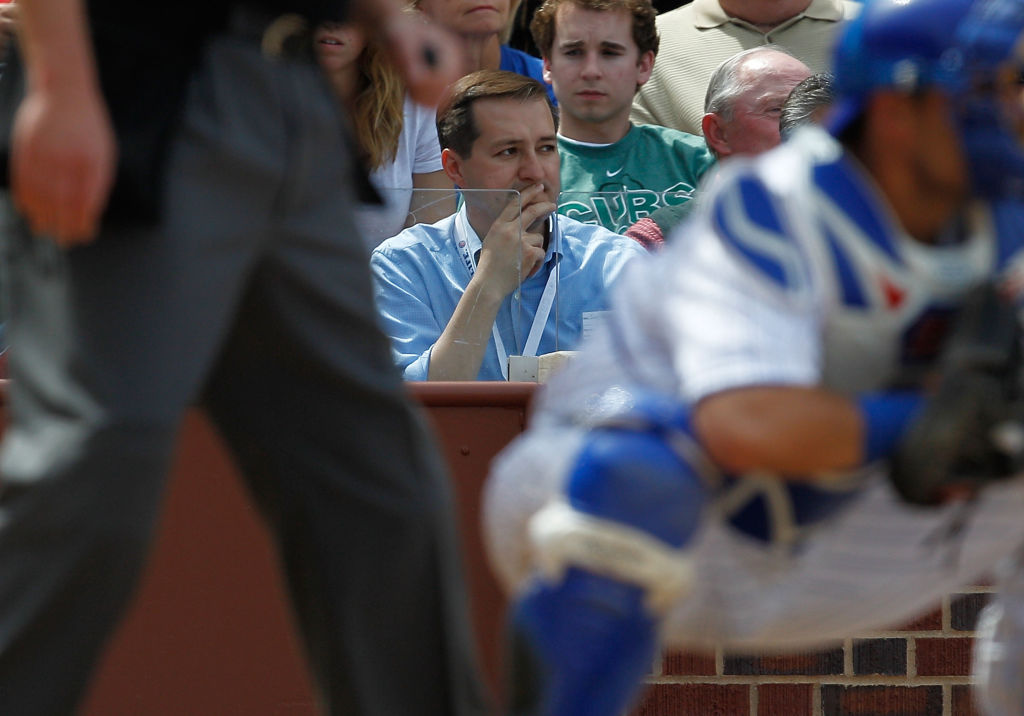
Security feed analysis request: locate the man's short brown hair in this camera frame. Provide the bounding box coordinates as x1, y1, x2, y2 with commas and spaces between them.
437, 70, 559, 157
530, 0, 659, 60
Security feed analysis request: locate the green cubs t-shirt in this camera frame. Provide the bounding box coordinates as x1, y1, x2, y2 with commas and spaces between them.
557, 123, 716, 234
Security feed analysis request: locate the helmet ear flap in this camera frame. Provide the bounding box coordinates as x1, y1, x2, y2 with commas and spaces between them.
954, 0, 1024, 199
958, 98, 1024, 200
829, 0, 1024, 200
827, 0, 973, 142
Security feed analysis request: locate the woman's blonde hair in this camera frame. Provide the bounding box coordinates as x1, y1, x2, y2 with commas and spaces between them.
278, 20, 407, 171
345, 39, 405, 171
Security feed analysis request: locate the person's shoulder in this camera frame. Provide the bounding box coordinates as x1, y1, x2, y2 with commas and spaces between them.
839, 0, 862, 19
556, 133, 619, 161
500, 46, 556, 101
802, 0, 861, 21
556, 134, 585, 155
402, 95, 438, 125
500, 45, 544, 74
629, 124, 715, 178
558, 216, 648, 255
655, 1, 699, 30
632, 124, 708, 153
649, 202, 696, 236
372, 215, 455, 260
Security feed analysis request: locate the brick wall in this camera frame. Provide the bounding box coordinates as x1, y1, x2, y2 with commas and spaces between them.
630, 584, 994, 716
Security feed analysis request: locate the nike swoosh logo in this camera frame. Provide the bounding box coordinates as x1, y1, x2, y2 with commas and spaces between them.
606, 167, 624, 177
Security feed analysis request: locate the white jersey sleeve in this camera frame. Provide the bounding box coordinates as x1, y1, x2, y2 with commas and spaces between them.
641, 154, 827, 405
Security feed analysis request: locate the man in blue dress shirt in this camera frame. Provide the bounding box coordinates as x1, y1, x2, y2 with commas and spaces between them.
371, 70, 646, 381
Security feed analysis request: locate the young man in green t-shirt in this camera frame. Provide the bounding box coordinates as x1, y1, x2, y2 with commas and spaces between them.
531, 0, 716, 236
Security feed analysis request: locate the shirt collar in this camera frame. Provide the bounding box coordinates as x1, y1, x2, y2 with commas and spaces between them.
691, 0, 845, 30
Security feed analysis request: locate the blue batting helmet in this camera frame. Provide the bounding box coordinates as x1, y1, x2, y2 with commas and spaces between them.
829, 0, 1024, 200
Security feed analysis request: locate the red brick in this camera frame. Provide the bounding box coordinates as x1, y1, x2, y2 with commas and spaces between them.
915, 637, 972, 677
757, 683, 813, 716
662, 649, 717, 676
820, 685, 942, 716
724, 647, 843, 676
630, 683, 750, 716
952, 684, 981, 716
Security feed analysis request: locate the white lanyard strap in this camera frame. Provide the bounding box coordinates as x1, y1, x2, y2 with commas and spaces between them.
523, 262, 558, 357
456, 211, 558, 379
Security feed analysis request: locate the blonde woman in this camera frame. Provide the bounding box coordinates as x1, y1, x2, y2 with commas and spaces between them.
314, 22, 455, 249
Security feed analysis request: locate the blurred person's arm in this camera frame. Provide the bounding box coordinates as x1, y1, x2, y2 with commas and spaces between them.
10, 0, 116, 245
0, 3, 20, 57
694, 386, 866, 476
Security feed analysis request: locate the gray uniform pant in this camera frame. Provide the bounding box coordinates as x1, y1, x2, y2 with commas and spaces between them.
0, 34, 487, 716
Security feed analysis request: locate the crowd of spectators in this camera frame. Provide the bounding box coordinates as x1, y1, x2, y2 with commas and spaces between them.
0, 0, 854, 382
353, 0, 855, 382
370, 71, 645, 381
0, 0, 861, 379
632, 0, 857, 134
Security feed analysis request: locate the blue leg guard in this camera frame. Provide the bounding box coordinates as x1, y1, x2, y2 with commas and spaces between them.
507, 418, 707, 716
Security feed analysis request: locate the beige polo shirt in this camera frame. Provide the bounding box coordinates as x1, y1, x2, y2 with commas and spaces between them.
631, 0, 860, 135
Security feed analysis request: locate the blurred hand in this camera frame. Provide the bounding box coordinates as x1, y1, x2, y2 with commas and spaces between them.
360, 0, 464, 108
11, 82, 117, 246
0, 2, 19, 57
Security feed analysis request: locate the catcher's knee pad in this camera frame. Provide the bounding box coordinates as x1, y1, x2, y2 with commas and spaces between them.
570, 428, 705, 541
529, 427, 706, 609
506, 426, 705, 716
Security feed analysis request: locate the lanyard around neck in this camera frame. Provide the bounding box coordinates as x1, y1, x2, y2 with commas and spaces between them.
456, 211, 559, 380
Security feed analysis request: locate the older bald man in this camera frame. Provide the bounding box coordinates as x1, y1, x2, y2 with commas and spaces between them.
631, 0, 858, 135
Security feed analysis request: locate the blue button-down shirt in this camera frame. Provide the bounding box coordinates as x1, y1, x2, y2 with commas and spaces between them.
371, 207, 647, 380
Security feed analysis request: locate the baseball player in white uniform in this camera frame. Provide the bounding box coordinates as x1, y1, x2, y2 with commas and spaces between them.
482, 1, 1024, 715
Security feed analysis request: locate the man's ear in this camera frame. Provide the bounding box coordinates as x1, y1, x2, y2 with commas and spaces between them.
635, 50, 655, 87
542, 56, 554, 85
441, 148, 466, 186
702, 113, 729, 157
